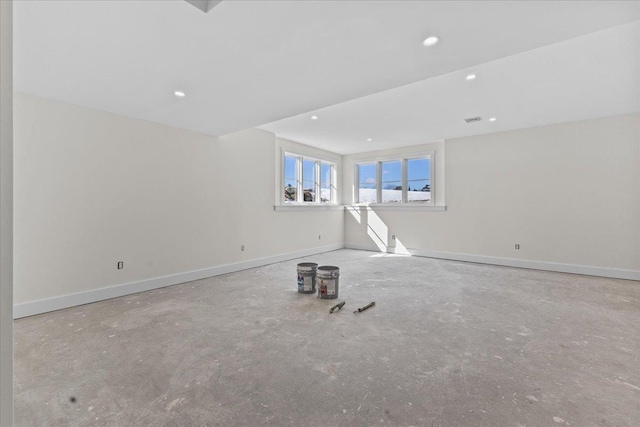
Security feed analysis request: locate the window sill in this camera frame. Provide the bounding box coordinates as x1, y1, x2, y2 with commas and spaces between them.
347, 204, 446, 212
274, 204, 344, 212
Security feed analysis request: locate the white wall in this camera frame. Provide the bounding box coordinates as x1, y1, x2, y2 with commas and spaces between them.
12, 92, 639, 321
344, 114, 640, 279
14, 93, 343, 315
0, 1, 12, 424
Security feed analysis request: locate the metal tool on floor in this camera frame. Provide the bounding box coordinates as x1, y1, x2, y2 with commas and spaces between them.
354, 302, 375, 313
329, 301, 346, 313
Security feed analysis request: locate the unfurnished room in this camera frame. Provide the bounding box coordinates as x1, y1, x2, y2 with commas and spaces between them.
0, 1, 639, 426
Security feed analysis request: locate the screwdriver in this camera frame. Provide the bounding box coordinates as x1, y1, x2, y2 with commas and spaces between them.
329, 301, 346, 313
354, 302, 375, 313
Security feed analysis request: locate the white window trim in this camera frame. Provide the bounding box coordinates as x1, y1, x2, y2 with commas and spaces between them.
274, 204, 344, 212
346, 205, 446, 212
354, 150, 435, 206
280, 149, 338, 206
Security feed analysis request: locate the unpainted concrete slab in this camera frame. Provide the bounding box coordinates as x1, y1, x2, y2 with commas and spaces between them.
14, 250, 640, 426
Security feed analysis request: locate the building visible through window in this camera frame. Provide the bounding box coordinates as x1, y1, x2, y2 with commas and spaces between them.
284, 153, 336, 204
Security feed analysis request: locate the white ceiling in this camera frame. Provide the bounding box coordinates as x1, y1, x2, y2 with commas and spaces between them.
262, 21, 640, 154
14, 1, 640, 153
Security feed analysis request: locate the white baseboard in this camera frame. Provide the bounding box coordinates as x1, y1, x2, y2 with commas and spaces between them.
13, 243, 344, 319
344, 242, 640, 281
14, 241, 638, 319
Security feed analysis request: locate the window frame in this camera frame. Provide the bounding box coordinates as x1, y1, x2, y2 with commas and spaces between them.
355, 151, 435, 206
282, 151, 337, 205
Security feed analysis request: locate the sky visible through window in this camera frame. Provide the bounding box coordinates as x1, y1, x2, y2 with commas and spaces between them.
303, 159, 315, 185
382, 161, 402, 188
284, 156, 296, 181
358, 164, 377, 188
284, 156, 297, 186
321, 163, 331, 189
382, 161, 402, 202
359, 159, 430, 189
407, 158, 430, 192
358, 157, 431, 203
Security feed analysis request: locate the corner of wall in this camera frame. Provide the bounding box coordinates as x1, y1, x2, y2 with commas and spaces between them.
0, 0, 13, 424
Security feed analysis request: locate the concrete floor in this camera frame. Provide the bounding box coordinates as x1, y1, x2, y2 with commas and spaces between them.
14, 249, 640, 426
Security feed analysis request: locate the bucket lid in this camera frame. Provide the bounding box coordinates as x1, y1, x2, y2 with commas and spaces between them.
297, 262, 318, 271
317, 266, 340, 277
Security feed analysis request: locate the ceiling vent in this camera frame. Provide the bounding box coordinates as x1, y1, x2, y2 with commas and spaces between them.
464, 116, 482, 123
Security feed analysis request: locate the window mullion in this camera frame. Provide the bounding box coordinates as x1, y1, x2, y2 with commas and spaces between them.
402, 159, 409, 203
331, 164, 336, 204
429, 154, 435, 205
354, 164, 359, 204
297, 156, 303, 204
376, 162, 382, 203
282, 151, 286, 205
315, 161, 320, 204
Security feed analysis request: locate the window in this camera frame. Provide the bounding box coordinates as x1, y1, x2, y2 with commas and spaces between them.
283, 153, 336, 204
356, 154, 433, 205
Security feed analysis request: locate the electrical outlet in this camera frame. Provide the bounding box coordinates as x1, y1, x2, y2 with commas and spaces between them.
515, 244, 520, 250
392, 235, 396, 240
117, 261, 123, 270
241, 245, 245, 252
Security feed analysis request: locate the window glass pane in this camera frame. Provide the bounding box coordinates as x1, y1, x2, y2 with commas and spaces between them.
320, 163, 331, 203
303, 159, 316, 202
407, 157, 431, 202
358, 163, 377, 203
284, 155, 297, 202
284, 179, 297, 202
381, 161, 402, 203
284, 155, 297, 180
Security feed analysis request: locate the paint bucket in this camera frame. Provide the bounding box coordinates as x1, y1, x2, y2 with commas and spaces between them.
297, 263, 318, 294
317, 266, 340, 299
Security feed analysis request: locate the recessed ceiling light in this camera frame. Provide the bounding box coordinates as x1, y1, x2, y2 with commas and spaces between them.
489, 117, 497, 122
310, 115, 319, 120
174, 91, 186, 97
422, 36, 440, 47
367, 138, 372, 142
466, 74, 477, 80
